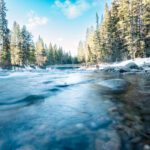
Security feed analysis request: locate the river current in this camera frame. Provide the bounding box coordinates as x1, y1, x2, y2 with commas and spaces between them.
0, 69, 149, 150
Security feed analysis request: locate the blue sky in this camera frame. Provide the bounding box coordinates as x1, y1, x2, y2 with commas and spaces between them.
6, 0, 111, 55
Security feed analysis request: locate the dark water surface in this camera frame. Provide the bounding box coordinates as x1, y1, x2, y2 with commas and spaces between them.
0, 70, 149, 150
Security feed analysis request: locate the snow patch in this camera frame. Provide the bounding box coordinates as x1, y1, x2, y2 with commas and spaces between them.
78, 58, 150, 71
110, 58, 150, 67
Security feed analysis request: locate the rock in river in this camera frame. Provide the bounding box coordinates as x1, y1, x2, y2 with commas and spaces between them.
98, 79, 130, 94
125, 62, 139, 69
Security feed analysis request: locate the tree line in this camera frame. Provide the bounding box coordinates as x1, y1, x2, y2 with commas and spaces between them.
0, 0, 76, 68
77, 0, 150, 64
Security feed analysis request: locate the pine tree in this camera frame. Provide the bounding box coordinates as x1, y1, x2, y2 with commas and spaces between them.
130, 0, 144, 58
93, 13, 101, 63
10, 22, 23, 66
77, 41, 85, 63
0, 0, 10, 67
101, 3, 112, 61
46, 43, 54, 65
85, 27, 95, 64
142, 0, 150, 57
99, 15, 105, 61
35, 36, 47, 67
20, 25, 33, 65
28, 41, 35, 65
53, 44, 58, 64
110, 0, 124, 61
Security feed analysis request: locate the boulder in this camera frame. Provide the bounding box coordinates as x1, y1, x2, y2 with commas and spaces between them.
125, 62, 139, 69
116, 67, 131, 73
98, 79, 130, 94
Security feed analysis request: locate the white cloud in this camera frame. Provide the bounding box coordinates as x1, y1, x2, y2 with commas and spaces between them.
27, 11, 48, 30
54, 0, 91, 19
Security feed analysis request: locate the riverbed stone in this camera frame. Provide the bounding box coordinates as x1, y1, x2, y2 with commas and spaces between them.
95, 140, 120, 150
95, 130, 121, 150
98, 79, 130, 94
118, 67, 130, 73
108, 107, 118, 113
144, 145, 150, 150
87, 118, 112, 131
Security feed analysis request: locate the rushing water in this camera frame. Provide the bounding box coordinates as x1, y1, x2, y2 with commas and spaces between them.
0, 69, 149, 150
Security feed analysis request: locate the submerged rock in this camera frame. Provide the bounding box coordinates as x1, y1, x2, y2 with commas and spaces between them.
95, 130, 121, 150
117, 67, 130, 73
98, 79, 130, 94
87, 118, 112, 131
144, 145, 150, 150
95, 139, 120, 150
108, 107, 118, 113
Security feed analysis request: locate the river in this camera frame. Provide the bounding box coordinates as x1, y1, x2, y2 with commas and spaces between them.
0, 69, 149, 150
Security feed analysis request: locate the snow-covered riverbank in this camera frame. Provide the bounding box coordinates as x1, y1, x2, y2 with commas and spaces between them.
103, 58, 150, 68
79, 58, 150, 73
0, 58, 150, 73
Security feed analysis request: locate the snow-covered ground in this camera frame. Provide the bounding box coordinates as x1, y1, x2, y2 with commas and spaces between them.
108, 58, 150, 68
79, 58, 150, 71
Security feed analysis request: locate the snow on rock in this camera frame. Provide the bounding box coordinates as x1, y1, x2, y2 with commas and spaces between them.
78, 58, 150, 72
125, 62, 139, 69
103, 58, 150, 68
98, 58, 150, 71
